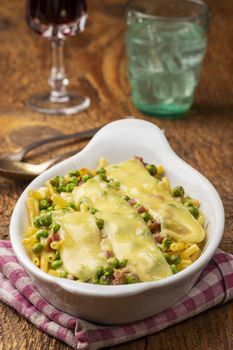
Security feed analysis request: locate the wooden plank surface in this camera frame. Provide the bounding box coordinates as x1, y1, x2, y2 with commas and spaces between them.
0, 0, 232, 349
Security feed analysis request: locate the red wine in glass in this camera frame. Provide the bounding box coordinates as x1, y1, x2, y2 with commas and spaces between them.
27, 0, 87, 37
26, 0, 90, 115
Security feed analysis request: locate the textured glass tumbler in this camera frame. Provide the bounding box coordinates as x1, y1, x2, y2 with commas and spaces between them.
126, 0, 210, 118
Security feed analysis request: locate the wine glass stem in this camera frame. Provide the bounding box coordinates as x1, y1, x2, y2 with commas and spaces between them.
49, 39, 69, 103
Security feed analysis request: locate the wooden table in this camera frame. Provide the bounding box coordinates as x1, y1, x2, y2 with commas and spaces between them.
0, 0, 232, 349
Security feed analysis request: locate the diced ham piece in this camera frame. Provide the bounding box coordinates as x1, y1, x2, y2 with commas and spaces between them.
112, 267, 128, 285
47, 236, 52, 245
150, 221, 161, 233
134, 156, 147, 166
129, 198, 137, 206
106, 250, 114, 258
52, 233, 61, 241
137, 205, 146, 214
135, 156, 144, 162
154, 234, 163, 244
112, 279, 121, 285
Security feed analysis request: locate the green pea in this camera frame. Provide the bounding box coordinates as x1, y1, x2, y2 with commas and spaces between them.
103, 266, 114, 277
66, 183, 75, 192
126, 274, 139, 284
69, 170, 80, 177
82, 174, 92, 182
52, 177, 67, 192
107, 257, 120, 269
99, 275, 111, 285
96, 218, 104, 230
188, 206, 199, 219
171, 264, 178, 274
36, 230, 49, 240
55, 251, 60, 260
41, 214, 52, 226
58, 176, 65, 183
32, 242, 43, 254
51, 223, 60, 233
163, 253, 170, 262
141, 212, 152, 222
162, 237, 173, 249
170, 255, 181, 265
96, 267, 104, 279
57, 184, 66, 193
68, 203, 77, 210
39, 199, 50, 210
33, 217, 41, 228
97, 167, 106, 174
119, 259, 128, 268
184, 200, 194, 208
33, 213, 52, 228
146, 164, 157, 176
92, 277, 99, 284
172, 186, 185, 197
50, 176, 60, 187
69, 176, 78, 185
60, 271, 67, 278
115, 181, 121, 188
47, 206, 54, 211
98, 173, 108, 182
51, 260, 63, 270
89, 207, 97, 215
38, 215, 49, 228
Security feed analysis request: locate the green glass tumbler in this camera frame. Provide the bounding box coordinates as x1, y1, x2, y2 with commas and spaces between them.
125, 0, 210, 118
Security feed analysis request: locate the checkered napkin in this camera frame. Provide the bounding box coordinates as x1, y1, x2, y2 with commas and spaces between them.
0, 240, 233, 350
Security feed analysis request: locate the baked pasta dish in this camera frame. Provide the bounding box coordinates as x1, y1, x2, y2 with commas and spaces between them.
23, 157, 206, 285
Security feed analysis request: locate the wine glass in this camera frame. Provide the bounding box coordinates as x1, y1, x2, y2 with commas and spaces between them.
26, 0, 90, 115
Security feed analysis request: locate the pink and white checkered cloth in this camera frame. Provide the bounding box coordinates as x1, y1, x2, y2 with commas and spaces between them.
0, 240, 232, 350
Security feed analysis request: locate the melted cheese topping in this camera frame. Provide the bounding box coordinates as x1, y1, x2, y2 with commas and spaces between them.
97, 211, 172, 281
106, 159, 205, 244
54, 211, 105, 280
52, 158, 205, 282
159, 203, 205, 243
56, 176, 172, 281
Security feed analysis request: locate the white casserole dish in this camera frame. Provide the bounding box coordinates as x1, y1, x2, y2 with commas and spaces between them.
10, 118, 225, 325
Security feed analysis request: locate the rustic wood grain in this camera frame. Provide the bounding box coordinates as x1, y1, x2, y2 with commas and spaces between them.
0, 0, 232, 349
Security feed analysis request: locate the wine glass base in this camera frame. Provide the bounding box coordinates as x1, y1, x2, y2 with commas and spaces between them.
27, 93, 90, 115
